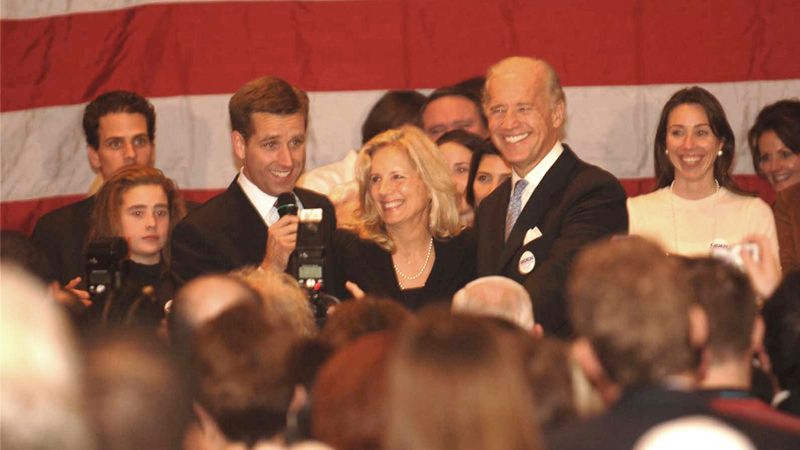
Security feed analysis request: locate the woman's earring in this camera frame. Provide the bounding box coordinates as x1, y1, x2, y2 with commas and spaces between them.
665, 149, 670, 155
717, 150, 723, 156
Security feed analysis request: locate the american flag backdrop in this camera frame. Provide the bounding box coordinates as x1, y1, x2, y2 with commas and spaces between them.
2, 0, 799, 233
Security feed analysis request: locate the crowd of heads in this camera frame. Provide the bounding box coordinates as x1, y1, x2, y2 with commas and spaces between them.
6, 228, 799, 448
5, 53, 800, 450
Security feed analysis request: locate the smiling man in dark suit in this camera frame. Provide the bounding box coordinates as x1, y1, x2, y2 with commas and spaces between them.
171, 76, 336, 287
474, 56, 627, 337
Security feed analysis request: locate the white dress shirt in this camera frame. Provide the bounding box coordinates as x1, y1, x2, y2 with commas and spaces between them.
509, 141, 564, 209
237, 168, 303, 226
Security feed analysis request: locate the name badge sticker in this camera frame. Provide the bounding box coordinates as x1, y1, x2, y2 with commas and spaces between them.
518, 251, 536, 275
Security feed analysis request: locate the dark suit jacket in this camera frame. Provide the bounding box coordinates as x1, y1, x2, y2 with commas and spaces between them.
171, 178, 337, 288
548, 386, 799, 450
332, 229, 476, 310
775, 183, 800, 273
30, 196, 95, 286
475, 145, 628, 337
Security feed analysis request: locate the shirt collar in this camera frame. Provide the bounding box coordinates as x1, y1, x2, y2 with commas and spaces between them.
510, 141, 564, 207
237, 168, 278, 223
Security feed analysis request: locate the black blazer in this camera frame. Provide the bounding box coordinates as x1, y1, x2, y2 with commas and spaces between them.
475, 145, 628, 337
30, 196, 95, 286
547, 386, 799, 450
171, 178, 337, 288
332, 229, 476, 310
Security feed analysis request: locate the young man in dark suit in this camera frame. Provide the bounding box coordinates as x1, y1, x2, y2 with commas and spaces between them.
475, 56, 628, 337
171, 76, 336, 289
548, 237, 797, 449
31, 91, 157, 289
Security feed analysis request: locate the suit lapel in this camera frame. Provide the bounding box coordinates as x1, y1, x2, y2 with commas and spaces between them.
495, 146, 579, 272
224, 179, 269, 264
483, 179, 511, 271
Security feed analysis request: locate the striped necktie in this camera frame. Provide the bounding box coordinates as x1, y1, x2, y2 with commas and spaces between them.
505, 179, 529, 241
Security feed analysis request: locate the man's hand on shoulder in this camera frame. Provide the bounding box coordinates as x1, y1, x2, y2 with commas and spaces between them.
261, 214, 299, 272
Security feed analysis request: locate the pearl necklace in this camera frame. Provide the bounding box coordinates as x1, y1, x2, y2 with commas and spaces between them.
393, 237, 433, 288
669, 179, 719, 254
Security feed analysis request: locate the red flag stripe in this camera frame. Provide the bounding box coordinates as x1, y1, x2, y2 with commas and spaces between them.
3, 0, 799, 112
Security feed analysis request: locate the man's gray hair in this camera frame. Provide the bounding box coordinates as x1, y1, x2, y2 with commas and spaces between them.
452, 276, 534, 330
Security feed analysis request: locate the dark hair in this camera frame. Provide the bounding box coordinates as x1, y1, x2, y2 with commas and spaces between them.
88, 165, 186, 271
682, 257, 757, 363
386, 310, 542, 450
465, 138, 501, 207
0, 230, 54, 283
83, 90, 156, 150
761, 270, 800, 392
421, 84, 487, 129
319, 296, 412, 349
568, 237, 698, 387
192, 303, 298, 446
84, 329, 194, 450
747, 99, 800, 177
524, 337, 578, 431
653, 86, 743, 193
436, 130, 488, 207
361, 90, 426, 144
452, 76, 486, 103
312, 331, 395, 450
229, 76, 309, 141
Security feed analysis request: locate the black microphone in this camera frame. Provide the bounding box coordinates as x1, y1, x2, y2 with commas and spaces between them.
276, 192, 298, 217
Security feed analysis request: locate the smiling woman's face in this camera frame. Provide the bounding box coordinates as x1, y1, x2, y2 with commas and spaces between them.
665, 103, 723, 185
757, 130, 800, 191
472, 154, 511, 207
368, 146, 430, 232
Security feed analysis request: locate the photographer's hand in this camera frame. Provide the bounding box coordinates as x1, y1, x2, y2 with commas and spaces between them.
741, 234, 781, 300
345, 281, 365, 299
62, 277, 91, 307
261, 214, 300, 272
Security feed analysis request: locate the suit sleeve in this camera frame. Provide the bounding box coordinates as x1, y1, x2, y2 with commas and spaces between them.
523, 174, 628, 336
30, 215, 63, 283
170, 219, 230, 284
775, 189, 800, 272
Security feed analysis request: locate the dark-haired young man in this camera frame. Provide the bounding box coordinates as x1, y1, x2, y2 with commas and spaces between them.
421, 83, 488, 141
31, 91, 156, 287
171, 76, 336, 286
549, 238, 798, 449
686, 258, 800, 434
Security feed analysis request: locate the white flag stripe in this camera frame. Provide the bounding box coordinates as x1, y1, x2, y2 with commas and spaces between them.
2, 80, 798, 203
0, 0, 268, 20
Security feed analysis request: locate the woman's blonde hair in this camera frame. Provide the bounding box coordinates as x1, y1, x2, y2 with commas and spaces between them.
351, 125, 461, 251
88, 165, 186, 268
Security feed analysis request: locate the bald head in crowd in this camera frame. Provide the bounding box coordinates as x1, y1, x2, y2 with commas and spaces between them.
452, 276, 540, 335
168, 273, 262, 350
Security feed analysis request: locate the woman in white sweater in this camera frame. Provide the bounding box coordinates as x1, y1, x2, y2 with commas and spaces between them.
627, 87, 778, 258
